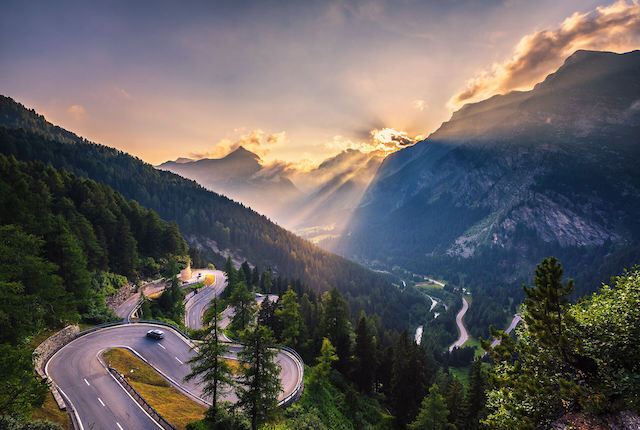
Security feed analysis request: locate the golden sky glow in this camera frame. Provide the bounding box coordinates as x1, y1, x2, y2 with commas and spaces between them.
2, 1, 639, 166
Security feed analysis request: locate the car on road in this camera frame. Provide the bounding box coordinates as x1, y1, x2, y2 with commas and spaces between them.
146, 329, 164, 339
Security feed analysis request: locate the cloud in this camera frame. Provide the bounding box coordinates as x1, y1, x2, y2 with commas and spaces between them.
190, 129, 287, 160
325, 127, 419, 155
250, 160, 299, 181
449, 0, 640, 109
67, 104, 86, 119
370, 128, 417, 151
413, 99, 428, 111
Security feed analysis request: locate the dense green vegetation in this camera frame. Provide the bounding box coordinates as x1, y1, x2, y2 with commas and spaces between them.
482, 259, 640, 429
223, 257, 640, 429
0, 95, 428, 333
0, 154, 188, 425
194, 261, 490, 429
340, 50, 640, 340
185, 297, 233, 425
140, 276, 187, 327
415, 285, 459, 353
2, 93, 638, 429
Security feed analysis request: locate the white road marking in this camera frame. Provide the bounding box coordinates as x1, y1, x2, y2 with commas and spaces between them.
84, 378, 90, 386
98, 397, 105, 407
158, 344, 166, 350
175, 356, 183, 364
116, 422, 124, 430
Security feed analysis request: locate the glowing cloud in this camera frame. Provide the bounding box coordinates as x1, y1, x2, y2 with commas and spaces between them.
190, 129, 287, 160
326, 128, 419, 155
449, 0, 640, 109
370, 128, 416, 151
413, 99, 428, 111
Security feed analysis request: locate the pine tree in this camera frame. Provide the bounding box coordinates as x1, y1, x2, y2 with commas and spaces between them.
260, 270, 273, 294
241, 261, 252, 287
256, 296, 276, 328
319, 288, 351, 374
390, 331, 430, 428
236, 325, 282, 430
114, 214, 138, 279
46, 216, 91, 302
275, 288, 305, 350
444, 376, 463, 427
251, 267, 260, 289
354, 314, 376, 393
230, 282, 257, 332
223, 256, 236, 296
0, 225, 76, 343
163, 220, 187, 255
163, 257, 180, 279
522, 256, 575, 359
309, 337, 338, 390
155, 275, 185, 323
409, 384, 450, 430
184, 297, 233, 423
0, 344, 49, 418
188, 246, 203, 268
139, 293, 151, 319
462, 359, 487, 429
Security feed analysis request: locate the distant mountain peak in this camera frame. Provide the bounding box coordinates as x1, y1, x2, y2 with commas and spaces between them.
563, 49, 621, 64
340, 48, 640, 299
174, 157, 194, 164
225, 145, 261, 161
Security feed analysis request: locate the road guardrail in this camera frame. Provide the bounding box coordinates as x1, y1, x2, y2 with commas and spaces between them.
41, 284, 305, 429
278, 345, 305, 406
108, 366, 176, 430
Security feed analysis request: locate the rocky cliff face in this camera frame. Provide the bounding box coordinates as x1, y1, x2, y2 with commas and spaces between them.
339, 50, 640, 292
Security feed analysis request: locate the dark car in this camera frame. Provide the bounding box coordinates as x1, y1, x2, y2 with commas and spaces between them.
146, 329, 164, 340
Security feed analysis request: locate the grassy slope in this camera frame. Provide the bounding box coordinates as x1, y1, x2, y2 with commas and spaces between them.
104, 348, 206, 430
30, 390, 72, 430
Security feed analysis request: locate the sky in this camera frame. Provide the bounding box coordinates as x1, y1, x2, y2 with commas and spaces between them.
2, 0, 639, 167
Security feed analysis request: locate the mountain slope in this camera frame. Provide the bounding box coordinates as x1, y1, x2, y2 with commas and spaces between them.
158, 147, 383, 245
0, 96, 422, 331
157, 146, 301, 222
284, 149, 383, 244
338, 50, 640, 330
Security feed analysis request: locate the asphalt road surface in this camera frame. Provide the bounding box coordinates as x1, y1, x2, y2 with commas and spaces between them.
449, 297, 469, 352
47, 323, 301, 430
184, 270, 226, 329
49, 271, 301, 430
115, 279, 168, 321
490, 314, 523, 347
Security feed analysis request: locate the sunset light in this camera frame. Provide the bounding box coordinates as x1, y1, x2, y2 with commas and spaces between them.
2, 1, 640, 429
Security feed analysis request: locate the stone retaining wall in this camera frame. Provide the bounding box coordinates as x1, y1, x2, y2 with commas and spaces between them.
105, 282, 138, 311
33, 325, 80, 410
33, 325, 79, 378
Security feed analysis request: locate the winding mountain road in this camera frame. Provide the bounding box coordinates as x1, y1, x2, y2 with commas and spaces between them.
449, 297, 469, 352
183, 270, 225, 329
46, 270, 303, 430
490, 314, 523, 347
115, 279, 167, 322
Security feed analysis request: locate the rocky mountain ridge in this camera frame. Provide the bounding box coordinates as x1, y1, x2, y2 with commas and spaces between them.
339, 50, 640, 293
